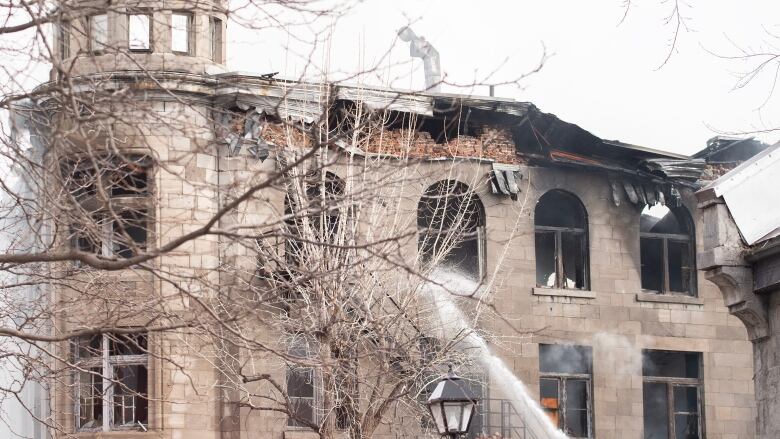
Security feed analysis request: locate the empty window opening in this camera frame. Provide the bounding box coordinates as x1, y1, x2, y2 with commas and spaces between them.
171, 13, 193, 54
73, 333, 148, 431
110, 161, 148, 197
534, 190, 588, 289
209, 17, 223, 62
128, 13, 151, 51
89, 14, 108, 52
640, 205, 695, 295
112, 210, 148, 258
539, 344, 593, 438
418, 180, 485, 282
642, 350, 703, 439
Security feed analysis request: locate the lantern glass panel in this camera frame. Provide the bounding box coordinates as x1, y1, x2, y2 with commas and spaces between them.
443, 402, 463, 432
429, 401, 446, 434
460, 402, 474, 432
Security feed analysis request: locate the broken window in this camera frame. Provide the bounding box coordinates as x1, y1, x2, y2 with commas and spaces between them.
418, 180, 485, 282
171, 12, 193, 54
642, 350, 703, 439
209, 17, 223, 62
534, 190, 588, 289
112, 210, 148, 258
286, 337, 319, 427
64, 157, 151, 260
539, 344, 593, 438
128, 12, 151, 51
640, 205, 695, 295
73, 333, 148, 431
88, 14, 108, 52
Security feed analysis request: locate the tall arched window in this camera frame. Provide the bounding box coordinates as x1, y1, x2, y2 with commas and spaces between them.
284, 172, 346, 266
535, 190, 589, 290
640, 205, 696, 295
417, 181, 485, 281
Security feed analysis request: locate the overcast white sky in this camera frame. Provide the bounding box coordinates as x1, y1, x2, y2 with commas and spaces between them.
228, 0, 780, 156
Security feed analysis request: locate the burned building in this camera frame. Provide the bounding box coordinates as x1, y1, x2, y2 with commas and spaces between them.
6, 4, 767, 439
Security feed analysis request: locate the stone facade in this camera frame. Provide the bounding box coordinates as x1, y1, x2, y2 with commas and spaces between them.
39, 4, 759, 438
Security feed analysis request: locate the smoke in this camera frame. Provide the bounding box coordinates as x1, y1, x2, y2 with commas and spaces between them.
424, 268, 568, 439
592, 332, 642, 377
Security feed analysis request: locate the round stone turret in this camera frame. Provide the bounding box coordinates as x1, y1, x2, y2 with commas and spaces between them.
53, 0, 227, 78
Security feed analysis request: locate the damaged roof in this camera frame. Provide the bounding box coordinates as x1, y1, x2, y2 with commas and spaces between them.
212, 72, 740, 197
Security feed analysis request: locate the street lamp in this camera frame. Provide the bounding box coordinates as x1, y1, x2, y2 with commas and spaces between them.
426, 365, 479, 438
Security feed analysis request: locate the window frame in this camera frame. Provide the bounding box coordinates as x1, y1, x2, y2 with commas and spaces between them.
208, 16, 223, 63
73, 333, 149, 432
639, 206, 697, 296
417, 180, 487, 282
170, 11, 194, 55
58, 20, 71, 59
87, 13, 108, 53
642, 350, 704, 439
534, 190, 589, 290
538, 344, 593, 438
65, 156, 152, 261
285, 336, 321, 429
127, 9, 153, 52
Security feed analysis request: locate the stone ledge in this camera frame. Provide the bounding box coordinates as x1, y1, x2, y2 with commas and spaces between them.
284, 431, 320, 439
635, 292, 704, 305
532, 287, 596, 299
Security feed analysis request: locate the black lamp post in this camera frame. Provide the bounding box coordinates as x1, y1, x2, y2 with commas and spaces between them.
426, 366, 479, 439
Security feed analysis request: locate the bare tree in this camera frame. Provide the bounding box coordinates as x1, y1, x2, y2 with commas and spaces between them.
0, 1, 541, 438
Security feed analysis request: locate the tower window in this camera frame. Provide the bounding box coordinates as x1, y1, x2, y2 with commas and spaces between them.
534, 190, 589, 289
58, 21, 70, 59
171, 12, 193, 55
209, 17, 223, 62
128, 12, 151, 51
73, 333, 148, 431
88, 14, 108, 52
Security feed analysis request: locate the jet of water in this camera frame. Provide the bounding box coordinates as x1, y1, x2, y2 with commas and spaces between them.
424, 268, 569, 439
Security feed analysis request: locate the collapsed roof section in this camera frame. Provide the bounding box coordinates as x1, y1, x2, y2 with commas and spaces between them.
212, 73, 761, 206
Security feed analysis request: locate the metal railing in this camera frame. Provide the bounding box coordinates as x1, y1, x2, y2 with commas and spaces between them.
469, 398, 540, 439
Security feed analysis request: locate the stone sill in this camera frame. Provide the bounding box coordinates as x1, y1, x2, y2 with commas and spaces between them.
636, 292, 704, 305
285, 431, 320, 439
532, 287, 596, 299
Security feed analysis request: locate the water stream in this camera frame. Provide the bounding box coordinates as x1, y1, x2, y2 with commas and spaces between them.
425, 270, 568, 439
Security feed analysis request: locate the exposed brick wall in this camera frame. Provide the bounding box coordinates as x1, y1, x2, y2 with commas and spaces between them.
360, 125, 520, 163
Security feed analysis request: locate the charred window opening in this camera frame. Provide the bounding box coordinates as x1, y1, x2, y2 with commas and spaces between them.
63, 156, 152, 260
640, 205, 695, 296
539, 344, 593, 438
418, 180, 485, 281
112, 210, 148, 258
72, 333, 148, 431
534, 190, 588, 289
286, 337, 319, 427
284, 172, 346, 267
642, 350, 703, 439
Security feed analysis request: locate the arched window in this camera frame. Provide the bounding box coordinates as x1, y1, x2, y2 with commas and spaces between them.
640, 205, 696, 295
284, 172, 346, 266
417, 181, 485, 281
535, 190, 589, 289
